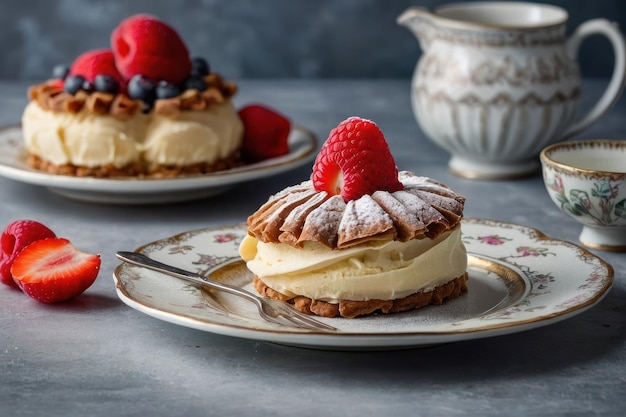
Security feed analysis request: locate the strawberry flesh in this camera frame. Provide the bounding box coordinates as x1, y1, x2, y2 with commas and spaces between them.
111, 14, 191, 84
0, 220, 56, 288
239, 104, 291, 163
312, 117, 403, 201
11, 238, 101, 303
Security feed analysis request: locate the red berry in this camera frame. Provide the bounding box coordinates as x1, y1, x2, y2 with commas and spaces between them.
11, 238, 101, 303
47, 79, 65, 90
0, 220, 56, 288
312, 117, 403, 201
111, 14, 191, 84
69, 49, 125, 89
239, 104, 291, 162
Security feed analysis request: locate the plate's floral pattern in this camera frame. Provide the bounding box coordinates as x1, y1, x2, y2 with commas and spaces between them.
113, 218, 614, 349
461, 219, 611, 322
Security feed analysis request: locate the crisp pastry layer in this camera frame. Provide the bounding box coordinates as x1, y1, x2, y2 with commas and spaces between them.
254, 273, 469, 318
246, 171, 465, 249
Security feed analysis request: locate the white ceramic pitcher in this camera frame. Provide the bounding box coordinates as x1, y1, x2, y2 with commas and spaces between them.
398, 2, 626, 179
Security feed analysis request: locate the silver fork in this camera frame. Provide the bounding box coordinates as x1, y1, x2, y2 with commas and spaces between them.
116, 251, 336, 332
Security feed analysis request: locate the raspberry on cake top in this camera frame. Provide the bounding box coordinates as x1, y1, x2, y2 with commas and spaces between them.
240, 117, 468, 318
22, 14, 245, 178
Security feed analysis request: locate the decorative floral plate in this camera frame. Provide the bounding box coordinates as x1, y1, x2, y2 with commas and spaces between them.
0, 125, 316, 204
113, 219, 613, 350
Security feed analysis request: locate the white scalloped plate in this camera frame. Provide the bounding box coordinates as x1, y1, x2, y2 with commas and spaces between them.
0, 124, 316, 204
113, 218, 613, 350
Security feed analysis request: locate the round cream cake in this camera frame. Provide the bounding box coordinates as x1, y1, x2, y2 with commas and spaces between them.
23, 75, 244, 177
240, 171, 468, 318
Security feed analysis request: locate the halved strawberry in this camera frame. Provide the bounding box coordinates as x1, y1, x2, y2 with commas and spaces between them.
239, 104, 291, 163
69, 48, 125, 87
111, 14, 191, 84
312, 117, 403, 201
11, 238, 101, 303
0, 220, 56, 288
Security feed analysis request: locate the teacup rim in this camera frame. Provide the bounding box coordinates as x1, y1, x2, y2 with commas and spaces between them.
433, 1, 569, 31
540, 139, 626, 177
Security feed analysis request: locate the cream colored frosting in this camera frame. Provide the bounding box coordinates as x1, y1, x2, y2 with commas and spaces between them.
22, 100, 144, 168
240, 226, 467, 303
142, 100, 243, 170
21, 99, 243, 169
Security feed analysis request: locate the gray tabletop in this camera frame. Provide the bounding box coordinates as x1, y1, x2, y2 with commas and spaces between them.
1, 79, 625, 416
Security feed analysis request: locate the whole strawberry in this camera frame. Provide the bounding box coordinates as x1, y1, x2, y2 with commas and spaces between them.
312, 117, 403, 201
0, 220, 56, 288
239, 104, 291, 162
111, 14, 191, 84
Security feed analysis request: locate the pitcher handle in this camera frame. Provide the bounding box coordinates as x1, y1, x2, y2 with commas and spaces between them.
561, 19, 626, 140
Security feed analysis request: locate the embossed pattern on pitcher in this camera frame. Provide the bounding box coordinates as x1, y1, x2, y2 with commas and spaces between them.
412, 16, 581, 161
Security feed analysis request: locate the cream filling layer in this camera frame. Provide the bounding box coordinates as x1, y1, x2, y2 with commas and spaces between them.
22, 101, 144, 168
142, 100, 243, 169
21, 99, 243, 169
239, 227, 467, 303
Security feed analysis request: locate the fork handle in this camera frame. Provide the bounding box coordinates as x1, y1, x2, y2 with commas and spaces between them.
116, 251, 259, 303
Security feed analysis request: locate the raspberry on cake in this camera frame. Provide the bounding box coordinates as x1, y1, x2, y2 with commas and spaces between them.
239, 117, 468, 319
22, 14, 245, 178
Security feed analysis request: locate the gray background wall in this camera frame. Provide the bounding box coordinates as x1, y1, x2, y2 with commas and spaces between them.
2, 0, 625, 81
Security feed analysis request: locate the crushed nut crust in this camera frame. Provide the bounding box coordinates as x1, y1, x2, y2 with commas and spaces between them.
28, 73, 237, 119
27, 151, 244, 178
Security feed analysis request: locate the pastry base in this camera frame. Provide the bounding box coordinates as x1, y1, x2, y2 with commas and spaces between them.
27, 152, 244, 178
253, 273, 469, 319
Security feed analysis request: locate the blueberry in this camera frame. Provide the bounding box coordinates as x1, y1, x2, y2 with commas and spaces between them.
94, 74, 119, 94
82, 80, 94, 93
191, 57, 210, 77
64, 75, 86, 95
127, 75, 156, 104
155, 81, 181, 99
183, 76, 207, 92
52, 64, 70, 80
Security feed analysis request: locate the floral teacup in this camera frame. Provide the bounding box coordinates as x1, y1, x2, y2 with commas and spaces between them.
540, 140, 626, 251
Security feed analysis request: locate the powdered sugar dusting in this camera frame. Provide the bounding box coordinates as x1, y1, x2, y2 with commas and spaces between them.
270, 180, 312, 201
392, 191, 445, 225
400, 171, 464, 201
280, 191, 328, 234
372, 190, 426, 240
337, 194, 394, 247
410, 190, 464, 213
299, 195, 346, 248
247, 171, 465, 248
262, 189, 316, 241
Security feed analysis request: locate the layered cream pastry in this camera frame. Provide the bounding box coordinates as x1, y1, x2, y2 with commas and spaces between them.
240, 117, 468, 318
22, 14, 244, 178
23, 80, 243, 177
